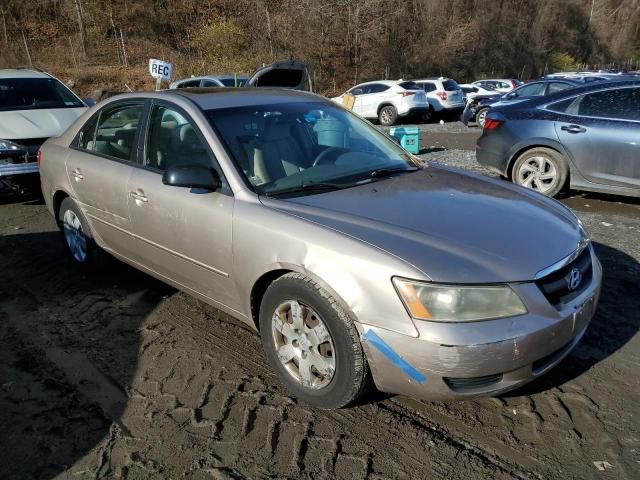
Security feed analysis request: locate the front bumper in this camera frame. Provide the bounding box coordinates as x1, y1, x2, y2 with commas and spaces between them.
360, 253, 602, 401
0, 161, 39, 177
460, 104, 476, 126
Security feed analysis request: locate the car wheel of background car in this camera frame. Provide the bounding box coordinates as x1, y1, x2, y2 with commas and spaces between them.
512, 147, 568, 197
476, 108, 490, 127
58, 197, 105, 268
378, 105, 397, 126
259, 272, 371, 409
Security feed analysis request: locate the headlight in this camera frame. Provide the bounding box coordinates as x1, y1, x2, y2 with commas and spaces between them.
393, 278, 527, 322
0, 139, 25, 153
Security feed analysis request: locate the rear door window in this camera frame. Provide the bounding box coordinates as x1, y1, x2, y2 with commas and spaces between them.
548, 82, 574, 94
364, 84, 389, 94
419, 82, 437, 92
577, 88, 640, 121
78, 104, 143, 162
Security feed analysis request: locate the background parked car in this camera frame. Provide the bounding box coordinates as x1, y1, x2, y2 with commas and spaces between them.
409, 78, 465, 116
472, 78, 522, 93
332, 80, 429, 126
459, 83, 501, 103
170, 75, 249, 88
0, 68, 88, 192
476, 80, 640, 198
463, 78, 582, 127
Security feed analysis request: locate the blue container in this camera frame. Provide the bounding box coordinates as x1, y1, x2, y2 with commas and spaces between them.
389, 127, 420, 154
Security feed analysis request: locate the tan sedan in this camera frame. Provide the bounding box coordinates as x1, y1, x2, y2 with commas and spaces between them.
39, 89, 601, 408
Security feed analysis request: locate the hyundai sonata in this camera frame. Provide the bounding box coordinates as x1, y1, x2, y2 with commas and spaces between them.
39, 88, 601, 409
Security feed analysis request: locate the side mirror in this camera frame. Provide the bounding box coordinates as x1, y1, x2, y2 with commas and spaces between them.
82, 97, 97, 107
506, 91, 517, 99
162, 165, 220, 191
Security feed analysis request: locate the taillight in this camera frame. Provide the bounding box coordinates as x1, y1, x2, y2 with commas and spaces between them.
436, 91, 448, 100
483, 118, 504, 131
37, 148, 42, 166
401, 91, 416, 97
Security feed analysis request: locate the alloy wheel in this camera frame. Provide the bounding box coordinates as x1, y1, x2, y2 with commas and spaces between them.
271, 300, 336, 389
63, 209, 88, 263
516, 155, 558, 194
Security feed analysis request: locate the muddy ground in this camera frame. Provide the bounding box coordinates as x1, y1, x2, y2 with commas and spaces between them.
1, 133, 639, 479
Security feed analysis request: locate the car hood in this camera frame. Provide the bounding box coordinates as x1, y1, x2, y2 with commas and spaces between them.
0, 107, 86, 140
261, 166, 584, 283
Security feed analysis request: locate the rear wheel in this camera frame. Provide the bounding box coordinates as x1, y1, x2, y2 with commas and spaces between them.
58, 197, 105, 268
476, 108, 490, 128
259, 273, 370, 409
378, 105, 397, 126
512, 147, 568, 197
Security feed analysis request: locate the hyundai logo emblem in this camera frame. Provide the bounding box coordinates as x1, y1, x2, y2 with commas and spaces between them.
568, 268, 582, 290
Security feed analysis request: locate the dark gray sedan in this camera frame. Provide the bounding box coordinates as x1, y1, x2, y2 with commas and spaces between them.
477, 80, 640, 198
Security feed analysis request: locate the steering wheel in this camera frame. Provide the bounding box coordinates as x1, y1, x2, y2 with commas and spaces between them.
312, 147, 344, 167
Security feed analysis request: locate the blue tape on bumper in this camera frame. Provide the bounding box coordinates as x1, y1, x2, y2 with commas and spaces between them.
363, 330, 427, 383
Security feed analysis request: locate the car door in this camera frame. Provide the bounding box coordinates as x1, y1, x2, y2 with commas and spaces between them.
363, 83, 393, 118
554, 86, 640, 189
126, 101, 239, 310
346, 85, 367, 116
66, 101, 146, 259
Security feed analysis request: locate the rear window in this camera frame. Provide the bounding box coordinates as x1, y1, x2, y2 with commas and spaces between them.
577, 87, 640, 120
0, 77, 84, 111
443, 80, 460, 91
398, 81, 420, 90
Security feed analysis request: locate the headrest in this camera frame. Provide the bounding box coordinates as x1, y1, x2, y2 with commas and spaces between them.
180, 124, 198, 143
263, 122, 291, 141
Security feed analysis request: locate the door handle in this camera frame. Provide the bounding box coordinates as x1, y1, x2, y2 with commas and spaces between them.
70, 168, 84, 180
561, 125, 586, 134
129, 191, 148, 203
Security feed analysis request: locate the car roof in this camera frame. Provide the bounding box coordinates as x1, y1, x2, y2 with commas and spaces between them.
0, 68, 52, 79
412, 78, 453, 82
353, 80, 400, 87
111, 88, 326, 110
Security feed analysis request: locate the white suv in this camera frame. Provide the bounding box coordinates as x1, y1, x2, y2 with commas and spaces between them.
0, 69, 87, 187
412, 78, 465, 113
472, 79, 522, 93
331, 80, 429, 126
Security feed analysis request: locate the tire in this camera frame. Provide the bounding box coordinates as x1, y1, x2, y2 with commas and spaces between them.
259, 273, 371, 409
511, 147, 569, 197
378, 105, 397, 126
58, 197, 106, 268
476, 108, 490, 128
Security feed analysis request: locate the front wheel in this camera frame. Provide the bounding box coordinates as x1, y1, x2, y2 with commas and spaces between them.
476, 108, 490, 128
512, 147, 568, 197
259, 273, 370, 409
378, 105, 397, 126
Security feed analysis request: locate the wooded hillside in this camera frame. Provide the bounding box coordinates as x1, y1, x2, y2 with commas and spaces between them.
0, 0, 638, 96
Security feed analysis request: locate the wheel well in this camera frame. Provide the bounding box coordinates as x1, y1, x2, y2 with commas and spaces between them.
52, 190, 69, 222
250, 269, 292, 331
377, 103, 395, 115
507, 145, 568, 181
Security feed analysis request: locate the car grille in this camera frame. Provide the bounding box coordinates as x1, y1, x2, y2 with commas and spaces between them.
444, 373, 503, 393
536, 247, 592, 308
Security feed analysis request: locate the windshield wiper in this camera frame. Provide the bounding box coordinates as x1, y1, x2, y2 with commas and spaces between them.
368, 166, 419, 179
263, 181, 347, 197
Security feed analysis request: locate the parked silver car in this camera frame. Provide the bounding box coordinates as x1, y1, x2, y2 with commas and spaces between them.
39, 89, 601, 409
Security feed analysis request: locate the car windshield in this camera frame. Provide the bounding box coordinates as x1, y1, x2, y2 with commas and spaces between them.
0, 78, 84, 111
207, 101, 420, 196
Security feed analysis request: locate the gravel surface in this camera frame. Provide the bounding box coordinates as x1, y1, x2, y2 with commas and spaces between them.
1, 154, 639, 479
